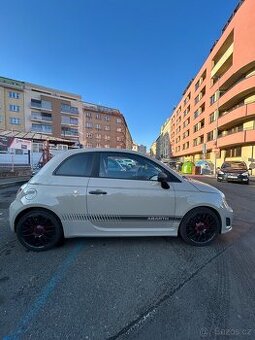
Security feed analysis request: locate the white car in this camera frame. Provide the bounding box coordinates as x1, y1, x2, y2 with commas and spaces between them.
9, 149, 233, 251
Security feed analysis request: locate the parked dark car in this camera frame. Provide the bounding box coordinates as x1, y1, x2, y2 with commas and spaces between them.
217, 161, 249, 184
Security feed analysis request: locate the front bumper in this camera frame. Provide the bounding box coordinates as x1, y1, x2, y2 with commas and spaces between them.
220, 204, 233, 234
9, 199, 24, 232
217, 173, 249, 183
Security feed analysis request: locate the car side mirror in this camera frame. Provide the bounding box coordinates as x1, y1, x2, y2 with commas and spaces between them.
157, 172, 170, 189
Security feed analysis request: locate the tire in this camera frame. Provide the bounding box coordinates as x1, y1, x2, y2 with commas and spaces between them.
179, 207, 220, 247
16, 209, 64, 252
245, 180, 249, 185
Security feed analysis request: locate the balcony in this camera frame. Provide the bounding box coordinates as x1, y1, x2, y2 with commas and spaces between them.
31, 99, 52, 111
61, 104, 79, 115
31, 123, 52, 134
31, 114, 52, 123
217, 129, 255, 148
218, 102, 255, 128
61, 128, 79, 138
61, 118, 79, 126
218, 75, 255, 110
211, 43, 234, 78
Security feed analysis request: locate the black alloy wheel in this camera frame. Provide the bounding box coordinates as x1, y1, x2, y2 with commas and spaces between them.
16, 209, 64, 251
179, 207, 220, 246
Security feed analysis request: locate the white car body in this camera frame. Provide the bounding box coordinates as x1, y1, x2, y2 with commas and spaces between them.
9, 149, 233, 245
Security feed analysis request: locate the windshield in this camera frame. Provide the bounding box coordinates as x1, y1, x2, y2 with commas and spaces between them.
222, 162, 247, 169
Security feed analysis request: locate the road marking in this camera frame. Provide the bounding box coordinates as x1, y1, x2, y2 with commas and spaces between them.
4, 242, 83, 339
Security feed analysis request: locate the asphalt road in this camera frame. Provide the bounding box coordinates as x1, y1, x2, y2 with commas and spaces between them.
0, 179, 255, 339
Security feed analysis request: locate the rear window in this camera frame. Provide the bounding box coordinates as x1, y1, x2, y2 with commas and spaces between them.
54, 153, 93, 177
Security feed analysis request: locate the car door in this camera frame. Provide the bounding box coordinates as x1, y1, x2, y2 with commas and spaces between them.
86, 152, 179, 232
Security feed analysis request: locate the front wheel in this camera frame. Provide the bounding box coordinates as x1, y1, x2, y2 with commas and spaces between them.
16, 209, 64, 252
179, 207, 220, 247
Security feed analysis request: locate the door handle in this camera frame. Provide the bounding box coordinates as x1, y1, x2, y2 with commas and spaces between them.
89, 190, 107, 195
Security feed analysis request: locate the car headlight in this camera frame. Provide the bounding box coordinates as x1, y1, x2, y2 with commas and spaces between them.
242, 172, 249, 176
220, 193, 230, 209
218, 170, 224, 175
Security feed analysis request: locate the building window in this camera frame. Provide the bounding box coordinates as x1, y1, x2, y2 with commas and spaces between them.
183, 105, 190, 117
86, 112, 92, 118
207, 130, 214, 141
116, 118, 122, 124
116, 127, 122, 132
0, 115, 3, 122
86, 143, 93, 148
210, 94, 217, 105
183, 130, 189, 139
96, 114, 101, 120
9, 91, 20, 99
9, 117, 20, 125
86, 122, 93, 128
194, 95, 199, 105
86, 132, 93, 138
183, 118, 190, 128
116, 136, 122, 142
184, 93, 190, 106
105, 144, 110, 148
96, 134, 101, 139
96, 124, 101, 130
104, 135, 110, 140
9, 104, 20, 112
70, 117, 78, 125
104, 115, 110, 121
225, 147, 241, 157
209, 112, 216, 123
96, 143, 101, 148
105, 125, 110, 131
195, 81, 199, 91
194, 119, 205, 132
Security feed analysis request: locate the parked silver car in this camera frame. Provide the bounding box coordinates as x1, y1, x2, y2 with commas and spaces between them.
9, 149, 233, 251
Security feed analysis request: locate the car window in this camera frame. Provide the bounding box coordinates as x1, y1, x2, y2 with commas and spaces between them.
99, 152, 174, 181
222, 162, 247, 169
54, 152, 93, 177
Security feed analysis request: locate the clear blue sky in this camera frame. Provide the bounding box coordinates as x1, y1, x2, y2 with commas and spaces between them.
0, 0, 238, 149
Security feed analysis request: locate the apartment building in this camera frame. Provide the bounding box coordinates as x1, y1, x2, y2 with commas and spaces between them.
82, 102, 132, 149
150, 140, 157, 158
0, 76, 133, 149
0, 77, 26, 131
25, 83, 83, 141
159, 0, 255, 168
160, 117, 172, 160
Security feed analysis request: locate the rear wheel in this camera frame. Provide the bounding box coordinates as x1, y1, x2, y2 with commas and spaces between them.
179, 207, 220, 247
16, 209, 64, 252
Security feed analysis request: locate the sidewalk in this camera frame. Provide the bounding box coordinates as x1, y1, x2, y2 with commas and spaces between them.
0, 176, 30, 189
